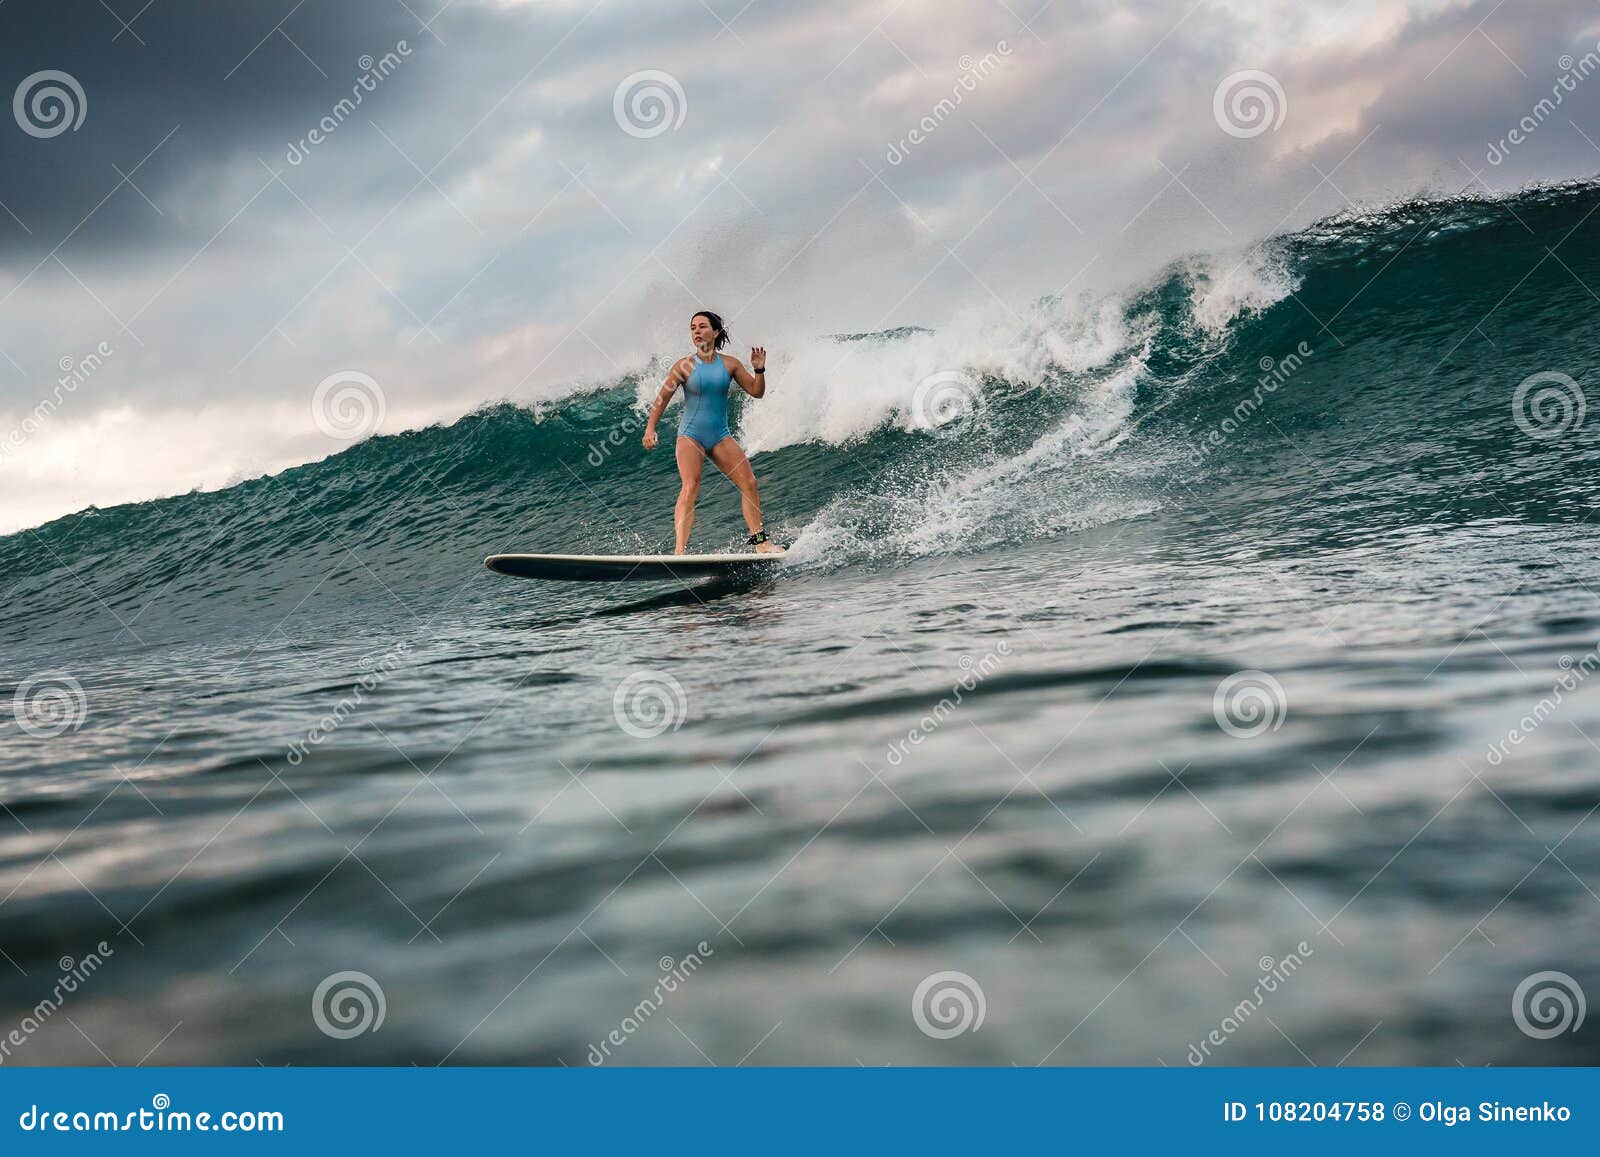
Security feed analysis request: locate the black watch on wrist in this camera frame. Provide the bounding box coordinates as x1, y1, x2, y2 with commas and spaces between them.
754, 366, 765, 374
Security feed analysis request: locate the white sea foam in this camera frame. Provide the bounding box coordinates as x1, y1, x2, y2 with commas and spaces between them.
784, 354, 1158, 566
734, 293, 1141, 453
1182, 248, 1299, 337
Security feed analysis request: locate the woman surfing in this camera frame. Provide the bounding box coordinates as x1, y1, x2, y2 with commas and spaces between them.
642, 310, 783, 556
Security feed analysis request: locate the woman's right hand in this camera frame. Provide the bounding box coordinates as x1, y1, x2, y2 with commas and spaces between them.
642, 427, 658, 450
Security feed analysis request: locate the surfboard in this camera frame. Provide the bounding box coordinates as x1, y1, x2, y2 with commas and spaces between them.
484, 551, 786, 582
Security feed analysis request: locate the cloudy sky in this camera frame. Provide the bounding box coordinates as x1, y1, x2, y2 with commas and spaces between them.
2, 0, 1598, 532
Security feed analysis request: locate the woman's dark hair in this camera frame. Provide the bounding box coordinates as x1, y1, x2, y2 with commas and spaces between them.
692, 310, 729, 350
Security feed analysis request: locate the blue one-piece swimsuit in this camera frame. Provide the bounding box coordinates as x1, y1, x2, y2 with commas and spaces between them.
678, 351, 732, 451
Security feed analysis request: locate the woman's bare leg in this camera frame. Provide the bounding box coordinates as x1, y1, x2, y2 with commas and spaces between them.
674, 437, 706, 554
709, 437, 781, 552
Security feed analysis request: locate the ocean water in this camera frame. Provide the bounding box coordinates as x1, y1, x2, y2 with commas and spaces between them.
3, 182, 1599, 1066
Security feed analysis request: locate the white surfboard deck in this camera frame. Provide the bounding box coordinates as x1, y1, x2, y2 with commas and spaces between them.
485, 550, 786, 582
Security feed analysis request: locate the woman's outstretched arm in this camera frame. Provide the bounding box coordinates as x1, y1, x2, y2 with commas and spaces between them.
730, 346, 768, 398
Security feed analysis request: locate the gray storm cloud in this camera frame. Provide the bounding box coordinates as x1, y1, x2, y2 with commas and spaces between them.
1, 0, 1598, 532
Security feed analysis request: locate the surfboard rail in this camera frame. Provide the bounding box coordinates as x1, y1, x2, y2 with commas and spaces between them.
484, 551, 786, 582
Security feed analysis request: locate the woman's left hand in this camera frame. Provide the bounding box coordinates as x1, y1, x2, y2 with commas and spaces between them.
750, 346, 766, 373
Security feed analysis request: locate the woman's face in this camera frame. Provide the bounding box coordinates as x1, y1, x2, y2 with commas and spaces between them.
690, 314, 716, 348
